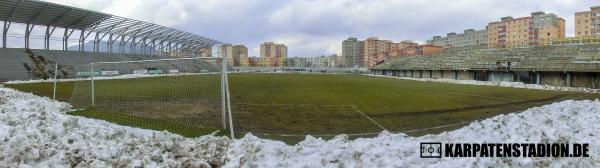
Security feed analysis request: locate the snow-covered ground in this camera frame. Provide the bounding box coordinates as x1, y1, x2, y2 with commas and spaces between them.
1, 87, 599, 167
368, 74, 600, 93
224, 99, 600, 168
0, 87, 229, 167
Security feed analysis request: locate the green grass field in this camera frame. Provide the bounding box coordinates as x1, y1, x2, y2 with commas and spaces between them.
6, 73, 599, 143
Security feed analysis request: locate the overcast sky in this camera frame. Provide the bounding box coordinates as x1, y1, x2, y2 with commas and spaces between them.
44, 0, 597, 57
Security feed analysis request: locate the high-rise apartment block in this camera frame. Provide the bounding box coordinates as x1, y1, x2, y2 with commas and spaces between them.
575, 6, 600, 37
342, 37, 364, 67
363, 37, 393, 68
260, 42, 287, 66
342, 37, 418, 68
396, 45, 442, 56
285, 55, 339, 67
260, 42, 288, 58
488, 11, 565, 48
218, 44, 248, 66
387, 40, 418, 59
427, 29, 488, 48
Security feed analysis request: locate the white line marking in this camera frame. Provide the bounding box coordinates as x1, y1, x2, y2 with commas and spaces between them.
254, 120, 475, 137
236, 103, 476, 137
350, 105, 387, 131
403, 121, 471, 133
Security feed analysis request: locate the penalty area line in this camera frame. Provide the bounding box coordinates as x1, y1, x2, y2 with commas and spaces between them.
350, 105, 387, 131
403, 121, 472, 133
254, 120, 477, 137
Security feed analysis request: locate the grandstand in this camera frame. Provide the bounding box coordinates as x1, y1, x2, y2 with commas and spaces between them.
371, 44, 600, 88
0, 48, 225, 81
0, 0, 221, 81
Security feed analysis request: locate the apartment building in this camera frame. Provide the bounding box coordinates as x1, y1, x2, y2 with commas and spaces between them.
341, 37, 419, 68
388, 40, 418, 58
488, 11, 565, 48
342, 37, 364, 68
260, 42, 288, 58
260, 42, 287, 67
218, 44, 248, 66
575, 6, 600, 37
427, 29, 488, 48
285, 55, 339, 67
363, 37, 393, 68
396, 45, 442, 56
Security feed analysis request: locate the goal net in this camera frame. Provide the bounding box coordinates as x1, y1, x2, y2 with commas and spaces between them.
68, 57, 233, 137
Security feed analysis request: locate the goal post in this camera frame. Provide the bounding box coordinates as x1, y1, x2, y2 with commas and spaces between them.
69, 56, 235, 139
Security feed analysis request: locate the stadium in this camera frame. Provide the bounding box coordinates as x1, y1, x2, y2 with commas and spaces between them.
0, 0, 599, 167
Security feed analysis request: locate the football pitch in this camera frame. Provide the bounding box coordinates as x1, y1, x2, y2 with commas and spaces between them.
6, 73, 599, 143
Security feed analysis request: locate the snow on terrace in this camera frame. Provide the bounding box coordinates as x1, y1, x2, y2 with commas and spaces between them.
368, 74, 600, 93
1, 87, 599, 167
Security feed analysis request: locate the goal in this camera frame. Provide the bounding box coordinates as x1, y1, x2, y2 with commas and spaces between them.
68, 57, 234, 138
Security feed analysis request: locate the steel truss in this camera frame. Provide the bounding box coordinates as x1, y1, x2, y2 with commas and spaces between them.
0, 0, 220, 57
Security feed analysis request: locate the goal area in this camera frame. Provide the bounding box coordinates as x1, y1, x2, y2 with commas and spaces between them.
68, 57, 234, 138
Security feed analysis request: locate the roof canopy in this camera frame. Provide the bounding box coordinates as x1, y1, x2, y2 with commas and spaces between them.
0, 0, 220, 49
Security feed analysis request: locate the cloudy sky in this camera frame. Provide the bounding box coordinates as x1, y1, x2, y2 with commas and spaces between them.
44, 0, 597, 57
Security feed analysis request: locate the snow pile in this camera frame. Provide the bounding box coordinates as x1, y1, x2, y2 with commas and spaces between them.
368, 74, 600, 93
224, 100, 600, 167
0, 87, 230, 167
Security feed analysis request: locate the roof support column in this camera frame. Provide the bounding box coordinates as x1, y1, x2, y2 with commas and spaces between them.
63, 28, 75, 51
151, 39, 156, 55
139, 38, 144, 55
109, 33, 122, 54
79, 28, 95, 52
45, 26, 49, 50
130, 37, 135, 54
180, 44, 185, 57
158, 40, 164, 56
175, 44, 181, 57
167, 42, 172, 56
3, 21, 11, 48
164, 42, 169, 56
45, 26, 56, 50
63, 28, 68, 50
142, 38, 147, 55
94, 33, 100, 52
174, 43, 179, 57
178, 44, 182, 57
176, 43, 179, 57
119, 36, 125, 54
192, 46, 196, 58
163, 41, 167, 56
25, 24, 35, 49
79, 29, 85, 51
108, 33, 113, 53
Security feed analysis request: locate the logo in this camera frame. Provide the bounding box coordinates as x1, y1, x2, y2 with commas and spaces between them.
420, 142, 442, 158
419, 142, 590, 158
